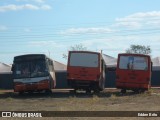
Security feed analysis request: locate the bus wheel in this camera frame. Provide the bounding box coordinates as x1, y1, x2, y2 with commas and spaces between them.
86, 89, 91, 94
139, 89, 145, 93
121, 89, 126, 94
37, 90, 43, 93
45, 89, 52, 94
133, 89, 140, 94
94, 89, 100, 94
70, 89, 77, 94
28, 91, 33, 94
18, 91, 24, 95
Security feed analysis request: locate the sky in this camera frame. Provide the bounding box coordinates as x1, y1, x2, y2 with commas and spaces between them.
0, 0, 160, 64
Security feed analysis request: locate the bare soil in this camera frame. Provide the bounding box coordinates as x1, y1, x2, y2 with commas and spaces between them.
0, 88, 160, 120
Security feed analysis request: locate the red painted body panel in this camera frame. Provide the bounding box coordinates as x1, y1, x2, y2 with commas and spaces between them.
14, 83, 49, 92
67, 51, 105, 90
67, 67, 100, 81
116, 53, 151, 90
14, 79, 50, 92
67, 51, 101, 82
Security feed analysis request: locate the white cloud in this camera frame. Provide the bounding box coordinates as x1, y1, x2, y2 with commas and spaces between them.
0, 25, 7, 31
28, 40, 64, 48
76, 38, 120, 52
61, 27, 115, 35
0, 4, 38, 12
0, 4, 51, 12
33, 0, 46, 3
115, 11, 160, 28
146, 21, 160, 26
116, 11, 160, 22
41, 5, 51, 10
39, 11, 160, 58
16, 0, 46, 3
78, 35, 159, 54
114, 21, 142, 29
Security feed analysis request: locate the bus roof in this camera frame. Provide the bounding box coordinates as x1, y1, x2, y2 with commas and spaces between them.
14, 54, 45, 58
118, 53, 151, 58
69, 51, 100, 55
14, 54, 52, 62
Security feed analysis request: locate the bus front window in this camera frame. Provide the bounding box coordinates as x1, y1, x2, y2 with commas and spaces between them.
14, 61, 48, 78
15, 62, 30, 78
31, 61, 47, 77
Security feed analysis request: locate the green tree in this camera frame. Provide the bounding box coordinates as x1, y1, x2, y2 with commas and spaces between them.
126, 45, 151, 55
62, 44, 87, 60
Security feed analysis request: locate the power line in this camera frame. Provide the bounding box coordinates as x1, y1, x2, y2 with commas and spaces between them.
1, 28, 160, 43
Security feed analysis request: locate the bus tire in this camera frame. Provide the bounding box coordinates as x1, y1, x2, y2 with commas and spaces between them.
121, 89, 126, 94
86, 89, 91, 94
70, 89, 77, 94
94, 89, 100, 94
139, 89, 145, 93
133, 89, 141, 94
18, 91, 24, 95
45, 89, 52, 94
28, 91, 33, 94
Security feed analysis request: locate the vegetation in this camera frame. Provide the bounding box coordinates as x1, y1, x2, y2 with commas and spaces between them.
62, 43, 88, 60
126, 45, 151, 55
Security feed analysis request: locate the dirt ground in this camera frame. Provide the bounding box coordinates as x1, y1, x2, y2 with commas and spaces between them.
0, 88, 160, 120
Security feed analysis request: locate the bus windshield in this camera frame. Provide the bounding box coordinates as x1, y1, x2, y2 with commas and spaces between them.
69, 53, 99, 67
119, 56, 148, 70
14, 60, 48, 78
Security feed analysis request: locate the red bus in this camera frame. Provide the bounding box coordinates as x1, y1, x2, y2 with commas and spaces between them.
67, 51, 105, 93
12, 54, 56, 94
116, 53, 152, 93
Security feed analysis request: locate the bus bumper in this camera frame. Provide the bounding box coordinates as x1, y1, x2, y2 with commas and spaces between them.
14, 82, 50, 92
116, 82, 150, 90
67, 79, 101, 90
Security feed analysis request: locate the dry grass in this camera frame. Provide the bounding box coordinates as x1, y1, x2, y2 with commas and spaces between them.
0, 89, 160, 119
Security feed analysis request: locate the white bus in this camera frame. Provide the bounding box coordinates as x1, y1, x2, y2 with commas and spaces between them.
12, 54, 56, 94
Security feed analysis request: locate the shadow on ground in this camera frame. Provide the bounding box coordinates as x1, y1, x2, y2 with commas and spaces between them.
0, 89, 142, 99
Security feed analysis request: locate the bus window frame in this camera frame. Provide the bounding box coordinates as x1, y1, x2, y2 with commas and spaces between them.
13, 59, 49, 79
117, 55, 150, 72
68, 51, 100, 68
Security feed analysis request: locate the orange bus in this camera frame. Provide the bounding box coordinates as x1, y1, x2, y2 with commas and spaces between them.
116, 53, 152, 93
67, 51, 105, 93
12, 54, 56, 94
